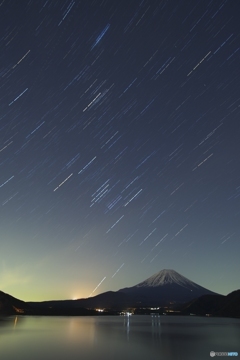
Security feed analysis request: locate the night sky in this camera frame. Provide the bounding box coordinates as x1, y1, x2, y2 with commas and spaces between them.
1, 0, 240, 301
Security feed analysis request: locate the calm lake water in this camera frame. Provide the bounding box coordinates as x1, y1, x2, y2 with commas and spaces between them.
0, 315, 239, 360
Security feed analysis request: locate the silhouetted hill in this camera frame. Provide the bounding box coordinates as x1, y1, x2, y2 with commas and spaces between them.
179, 290, 240, 318
32, 269, 217, 310
180, 294, 225, 315
213, 290, 240, 317
1, 270, 239, 317
0, 290, 30, 315
28, 291, 135, 312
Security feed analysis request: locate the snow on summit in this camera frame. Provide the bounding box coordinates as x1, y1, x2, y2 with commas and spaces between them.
135, 269, 199, 288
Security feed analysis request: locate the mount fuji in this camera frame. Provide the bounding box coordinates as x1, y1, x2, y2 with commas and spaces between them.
0, 269, 220, 315
117, 269, 218, 307
28, 269, 218, 310
131, 269, 201, 287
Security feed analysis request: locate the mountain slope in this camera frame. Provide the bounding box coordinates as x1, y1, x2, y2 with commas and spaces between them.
134, 269, 200, 288
118, 269, 218, 306
28, 269, 219, 310
0, 290, 30, 314
28, 291, 135, 311
180, 290, 240, 317
0, 269, 225, 315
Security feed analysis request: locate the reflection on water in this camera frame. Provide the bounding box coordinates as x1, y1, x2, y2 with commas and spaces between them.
0, 315, 239, 360
13, 316, 18, 329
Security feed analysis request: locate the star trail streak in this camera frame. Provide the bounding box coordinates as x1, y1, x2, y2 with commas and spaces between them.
0, 176, 14, 188
89, 277, 107, 297
12, 50, 31, 69
8, 88, 28, 106
91, 24, 110, 50
78, 156, 96, 174
124, 189, 143, 207
106, 215, 124, 234
53, 174, 73, 192
112, 263, 125, 278
187, 51, 211, 76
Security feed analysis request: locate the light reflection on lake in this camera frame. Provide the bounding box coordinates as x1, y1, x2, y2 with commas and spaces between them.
0, 315, 239, 360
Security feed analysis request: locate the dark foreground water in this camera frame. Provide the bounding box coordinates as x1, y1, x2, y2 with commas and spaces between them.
0, 315, 239, 360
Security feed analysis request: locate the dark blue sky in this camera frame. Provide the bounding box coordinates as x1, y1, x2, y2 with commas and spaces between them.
1, 0, 240, 301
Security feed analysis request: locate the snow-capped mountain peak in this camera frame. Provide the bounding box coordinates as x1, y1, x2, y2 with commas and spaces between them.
135, 269, 198, 288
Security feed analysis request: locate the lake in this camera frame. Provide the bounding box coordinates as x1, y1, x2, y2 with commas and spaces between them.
0, 315, 239, 360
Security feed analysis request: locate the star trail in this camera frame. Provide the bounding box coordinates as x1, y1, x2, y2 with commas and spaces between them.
1, 0, 240, 301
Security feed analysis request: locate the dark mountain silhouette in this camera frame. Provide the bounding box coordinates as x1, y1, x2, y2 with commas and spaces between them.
0, 290, 30, 315
180, 289, 240, 317
1, 269, 238, 317
28, 291, 134, 312
28, 269, 218, 310
0, 290, 105, 316
117, 269, 218, 307
215, 290, 240, 317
